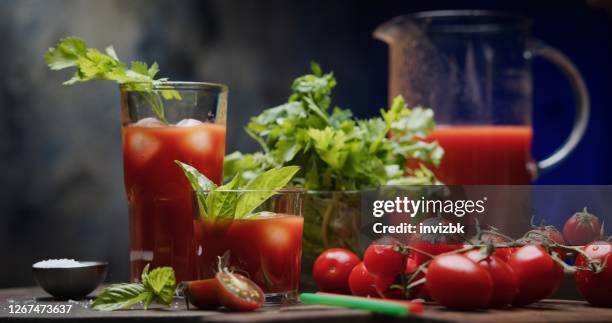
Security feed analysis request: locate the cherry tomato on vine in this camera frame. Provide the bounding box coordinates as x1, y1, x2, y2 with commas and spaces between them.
563, 208, 602, 246
507, 245, 563, 307
183, 279, 220, 309
425, 254, 493, 310
465, 250, 518, 308
574, 241, 612, 307
216, 271, 265, 311
348, 262, 379, 297
313, 248, 360, 294
363, 242, 404, 277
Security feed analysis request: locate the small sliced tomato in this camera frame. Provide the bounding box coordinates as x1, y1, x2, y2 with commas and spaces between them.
183, 279, 221, 309
216, 271, 265, 311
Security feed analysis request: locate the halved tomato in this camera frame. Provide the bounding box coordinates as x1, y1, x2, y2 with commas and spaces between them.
183, 278, 220, 309
216, 271, 265, 311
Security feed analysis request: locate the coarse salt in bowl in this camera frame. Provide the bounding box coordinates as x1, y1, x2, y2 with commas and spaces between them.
32, 259, 108, 299
33, 259, 85, 268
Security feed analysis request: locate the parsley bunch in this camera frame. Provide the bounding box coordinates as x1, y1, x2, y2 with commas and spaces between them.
224, 63, 443, 191
45, 37, 180, 124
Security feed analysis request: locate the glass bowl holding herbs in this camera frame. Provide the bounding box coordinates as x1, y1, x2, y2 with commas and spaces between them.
223, 64, 444, 288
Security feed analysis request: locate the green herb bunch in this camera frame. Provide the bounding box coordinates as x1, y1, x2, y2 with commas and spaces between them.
91, 265, 176, 311
224, 63, 444, 190
176, 161, 299, 219
45, 37, 180, 124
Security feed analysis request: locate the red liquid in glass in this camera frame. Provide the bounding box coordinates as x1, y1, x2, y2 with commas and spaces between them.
195, 215, 303, 294
123, 123, 226, 282
426, 126, 535, 185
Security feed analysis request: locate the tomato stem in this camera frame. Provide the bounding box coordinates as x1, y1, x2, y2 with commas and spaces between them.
406, 277, 426, 291
550, 252, 576, 273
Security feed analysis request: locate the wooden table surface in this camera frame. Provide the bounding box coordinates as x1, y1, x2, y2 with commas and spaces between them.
1, 286, 612, 323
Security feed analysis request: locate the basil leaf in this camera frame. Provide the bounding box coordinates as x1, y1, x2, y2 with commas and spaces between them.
143, 266, 176, 305
140, 263, 150, 284
91, 283, 147, 311
205, 174, 241, 218
234, 166, 300, 217
92, 265, 177, 311
175, 160, 216, 192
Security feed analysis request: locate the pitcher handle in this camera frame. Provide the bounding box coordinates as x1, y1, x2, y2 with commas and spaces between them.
528, 41, 590, 172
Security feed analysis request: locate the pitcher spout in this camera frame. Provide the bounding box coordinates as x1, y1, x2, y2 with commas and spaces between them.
373, 15, 413, 44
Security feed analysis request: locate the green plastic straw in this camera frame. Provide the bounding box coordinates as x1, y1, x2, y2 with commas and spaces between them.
299, 293, 410, 317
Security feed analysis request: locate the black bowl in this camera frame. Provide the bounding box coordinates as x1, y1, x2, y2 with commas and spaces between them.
32, 262, 108, 299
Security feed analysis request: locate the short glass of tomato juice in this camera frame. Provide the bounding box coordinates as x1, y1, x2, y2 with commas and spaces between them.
121, 82, 228, 282
193, 189, 304, 304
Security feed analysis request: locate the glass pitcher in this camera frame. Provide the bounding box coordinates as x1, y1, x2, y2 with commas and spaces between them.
375, 10, 589, 184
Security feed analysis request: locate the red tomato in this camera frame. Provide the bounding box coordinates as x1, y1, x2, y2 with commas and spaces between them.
507, 245, 564, 307
363, 243, 403, 277
374, 274, 404, 299
313, 248, 360, 294
410, 218, 463, 265
493, 247, 518, 263
574, 241, 612, 307
216, 271, 264, 311
183, 279, 220, 309
425, 254, 493, 310
563, 209, 602, 246
348, 262, 379, 297
465, 250, 518, 308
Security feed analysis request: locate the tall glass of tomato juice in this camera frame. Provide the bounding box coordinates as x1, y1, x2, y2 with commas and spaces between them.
193, 189, 304, 304
120, 82, 227, 282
